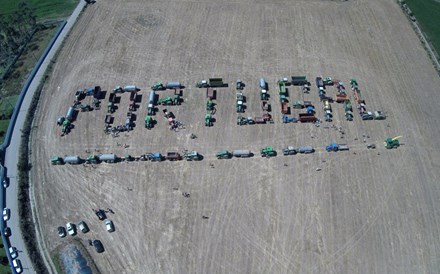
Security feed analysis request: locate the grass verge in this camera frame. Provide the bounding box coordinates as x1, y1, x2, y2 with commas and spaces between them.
404, 0, 440, 56
0, 0, 78, 20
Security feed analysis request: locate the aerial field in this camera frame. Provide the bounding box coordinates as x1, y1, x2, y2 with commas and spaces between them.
31, 0, 440, 273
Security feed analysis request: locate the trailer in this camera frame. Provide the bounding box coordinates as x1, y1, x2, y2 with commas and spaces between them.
259, 78, 267, 90
206, 88, 216, 100
63, 155, 80, 165
335, 93, 348, 103
298, 146, 314, 154
166, 152, 182, 161
209, 78, 224, 87
232, 150, 252, 158
261, 101, 270, 112
105, 115, 113, 124
281, 102, 289, 114
291, 76, 308, 86
145, 153, 162, 161
166, 82, 182, 89
298, 113, 317, 123
255, 117, 265, 124
66, 106, 75, 122
99, 154, 117, 163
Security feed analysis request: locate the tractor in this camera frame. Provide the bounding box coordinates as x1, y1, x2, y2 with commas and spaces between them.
385, 136, 401, 149
151, 82, 164, 91
81, 104, 92, 112
237, 115, 248, 126
107, 102, 115, 113
86, 154, 99, 164
323, 77, 333, 86
345, 111, 354, 121
184, 151, 202, 161
158, 97, 173, 105
260, 89, 269, 100
173, 94, 182, 105
206, 100, 214, 111
51, 156, 64, 165
145, 116, 154, 129
205, 113, 213, 127
216, 150, 232, 159
124, 154, 134, 162
282, 146, 297, 155
236, 80, 244, 90
62, 120, 71, 135
261, 146, 277, 157
196, 80, 209, 88
236, 100, 244, 113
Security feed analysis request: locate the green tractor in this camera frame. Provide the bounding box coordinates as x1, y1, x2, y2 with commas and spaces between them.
385, 136, 401, 149
145, 116, 154, 129
51, 156, 64, 165
80, 104, 92, 112
173, 95, 182, 105
237, 115, 248, 126
124, 154, 134, 162
62, 120, 71, 135
184, 151, 202, 161
151, 82, 164, 91
350, 78, 358, 89
107, 102, 115, 113
205, 113, 213, 127
158, 96, 173, 105
216, 150, 232, 159
196, 80, 208, 88
261, 146, 277, 158
86, 154, 99, 164
207, 100, 214, 111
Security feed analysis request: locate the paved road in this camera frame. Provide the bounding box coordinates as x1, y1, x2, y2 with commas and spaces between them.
3, 1, 86, 273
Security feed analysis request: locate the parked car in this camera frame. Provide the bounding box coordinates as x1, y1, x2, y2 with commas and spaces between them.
93, 240, 104, 253
3, 177, 9, 188
58, 226, 66, 238
78, 221, 90, 233
105, 220, 114, 232
3, 227, 11, 237
66, 222, 76, 236
13, 259, 23, 273
9, 246, 18, 259
3, 208, 10, 221
95, 209, 106, 220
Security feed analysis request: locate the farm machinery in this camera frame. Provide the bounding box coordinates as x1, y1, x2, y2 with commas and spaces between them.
205, 113, 214, 127
282, 146, 297, 155
261, 146, 277, 157
236, 92, 245, 113
86, 154, 99, 164
206, 100, 215, 111
325, 143, 349, 152
216, 150, 232, 159
184, 151, 202, 161
145, 116, 154, 129
385, 136, 401, 149
236, 80, 244, 90
51, 156, 64, 165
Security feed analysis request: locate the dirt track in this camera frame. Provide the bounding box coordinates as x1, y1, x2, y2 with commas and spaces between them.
31, 0, 440, 273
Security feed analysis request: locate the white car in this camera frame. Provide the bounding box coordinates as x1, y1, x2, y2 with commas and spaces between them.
13, 259, 22, 273
105, 220, 114, 232
66, 222, 76, 236
3, 208, 10, 221
9, 246, 18, 259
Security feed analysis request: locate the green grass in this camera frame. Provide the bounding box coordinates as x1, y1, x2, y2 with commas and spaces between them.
0, 237, 12, 274
405, 0, 440, 56
0, 0, 78, 21
1, 26, 58, 97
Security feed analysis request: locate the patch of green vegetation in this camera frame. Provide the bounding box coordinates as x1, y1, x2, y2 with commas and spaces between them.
0, 237, 12, 274
0, 0, 78, 20
1, 26, 58, 97
405, 0, 440, 55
